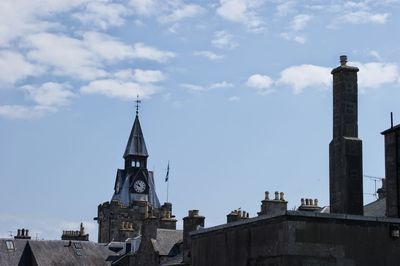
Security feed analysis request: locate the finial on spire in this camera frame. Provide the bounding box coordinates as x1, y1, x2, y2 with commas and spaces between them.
135, 94, 141, 116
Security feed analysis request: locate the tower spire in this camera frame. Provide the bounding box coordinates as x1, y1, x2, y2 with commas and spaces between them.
124, 96, 148, 169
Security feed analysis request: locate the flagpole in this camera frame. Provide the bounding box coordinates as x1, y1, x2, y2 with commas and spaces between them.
165, 161, 170, 203
167, 178, 169, 203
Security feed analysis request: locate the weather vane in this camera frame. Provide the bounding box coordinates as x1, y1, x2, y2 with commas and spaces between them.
135, 94, 141, 115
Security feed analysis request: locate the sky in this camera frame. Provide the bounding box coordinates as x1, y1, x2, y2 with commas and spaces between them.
1, 0, 400, 241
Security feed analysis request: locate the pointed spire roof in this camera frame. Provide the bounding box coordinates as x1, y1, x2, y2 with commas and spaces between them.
124, 114, 148, 158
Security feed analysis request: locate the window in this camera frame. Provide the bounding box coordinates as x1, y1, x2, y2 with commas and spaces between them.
5, 240, 14, 250
73, 242, 84, 256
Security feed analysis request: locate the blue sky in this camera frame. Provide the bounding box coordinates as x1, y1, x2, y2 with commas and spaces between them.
1, 0, 400, 241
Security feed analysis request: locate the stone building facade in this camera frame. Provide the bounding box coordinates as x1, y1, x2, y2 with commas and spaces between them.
95, 111, 177, 243
89, 56, 400, 266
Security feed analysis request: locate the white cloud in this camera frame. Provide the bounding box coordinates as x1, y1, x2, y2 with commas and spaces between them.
0, 0, 89, 47
181, 81, 234, 92
83, 32, 135, 62
132, 69, 166, 83
0, 105, 53, 119
21, 82, 75, 107
73, 2, 129, 30
209, 81, 234, 89
338, 11, 389, 24
290, 14, 312, 31
369, 50, 382, 61
23, 32, 173, 81
281, 14, 312, 44
352, 62, 399, 90
24, 32, 107, 80
129, 0, 159, 16
81, 79, 158, 100
159, 4, 205, 23
0, 50, 43, 85
280, 32, 307, 44
181, 83, 205, 92
212, 31, 238, 50
334, 11, 389, 26
246, 74, 274, 94
194, 51, 224, 61
129, 0, 205, 27
217, 0, 265, 32
228, 96, 240, 101
132, 43, 176, 62
0, 82, 75, 119
278, 61, 400, 94
278, 64, 331, 94
276, 1, 297, 17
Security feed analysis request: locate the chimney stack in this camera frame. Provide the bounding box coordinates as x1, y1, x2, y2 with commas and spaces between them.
298, 198, 321, 212
258, 191, 288, 217
329, 55, 363, 215
381, 116, 400, 217
183, 210, 205, 264
14, 228, 31, 240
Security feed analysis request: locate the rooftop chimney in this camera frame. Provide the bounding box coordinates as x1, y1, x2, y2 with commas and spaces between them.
183, 210, 205, 264
14, 228, 31, 240
227, 209, 250, 223
340, 55, 347, 66
329, 55, 363, 215
297, 198, 321, 212
258, 191, 288, 217
381, 115, 400, 217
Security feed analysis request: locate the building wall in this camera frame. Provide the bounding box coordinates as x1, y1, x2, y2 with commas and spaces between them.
190, 212, 400, 266
97, 201, 147, 243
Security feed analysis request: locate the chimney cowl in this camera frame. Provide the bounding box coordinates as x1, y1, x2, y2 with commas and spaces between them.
340, 55, 347, 66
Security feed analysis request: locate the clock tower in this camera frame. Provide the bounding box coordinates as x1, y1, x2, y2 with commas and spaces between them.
95, 103, 177, 243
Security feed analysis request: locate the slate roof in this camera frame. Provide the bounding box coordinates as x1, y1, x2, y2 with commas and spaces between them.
364, 198, 386, 217
161, 253, 184, 265
124, 115, 148, 158
0, 239, 119, 266
28, 240, 116, 266
0, 239, 28, 266
316, 198, 386, 217
151, 229, 183, 256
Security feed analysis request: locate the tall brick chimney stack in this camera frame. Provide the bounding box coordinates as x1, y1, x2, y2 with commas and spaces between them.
329, 55, 363, 215
183, 210, 205, 264
381, 114, 400, 217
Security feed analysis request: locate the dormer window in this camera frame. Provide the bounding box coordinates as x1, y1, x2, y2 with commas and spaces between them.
5, 240, 14, 250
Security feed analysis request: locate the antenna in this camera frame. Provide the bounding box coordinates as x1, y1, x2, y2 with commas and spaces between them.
8, 231, 13, 238
391, 112, 394, 128
363, 175, 384, 199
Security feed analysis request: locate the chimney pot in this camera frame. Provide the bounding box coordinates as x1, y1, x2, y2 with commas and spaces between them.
340, 55, 347, 66
274, 191, 279, 200
265, 191, 269, 200
280, 192, 285, 201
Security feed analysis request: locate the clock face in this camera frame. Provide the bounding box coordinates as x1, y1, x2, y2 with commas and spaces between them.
133, 180, 146, 193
